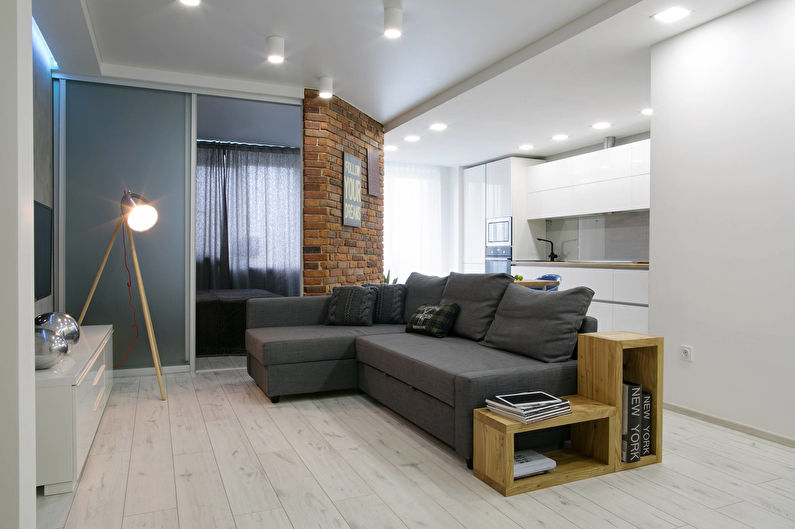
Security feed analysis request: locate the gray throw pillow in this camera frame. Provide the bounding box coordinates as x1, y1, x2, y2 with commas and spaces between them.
482, 284, 595, 362
364, 283, 408, 324
403, 272, 449, 323
326, 285, 378, 326
439, 272, 515, 341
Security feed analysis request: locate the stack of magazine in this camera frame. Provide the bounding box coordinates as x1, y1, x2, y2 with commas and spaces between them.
485, 391, 571, 424
513, 449, 556, 478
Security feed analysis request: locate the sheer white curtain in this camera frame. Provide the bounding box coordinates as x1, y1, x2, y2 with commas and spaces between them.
384, 162, 459, 283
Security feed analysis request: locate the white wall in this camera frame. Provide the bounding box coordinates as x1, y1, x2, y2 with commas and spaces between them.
0, 0, 37, 526
650, 0, 795, 441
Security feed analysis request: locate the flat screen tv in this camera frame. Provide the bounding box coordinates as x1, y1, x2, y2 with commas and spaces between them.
34, 201, 53, 301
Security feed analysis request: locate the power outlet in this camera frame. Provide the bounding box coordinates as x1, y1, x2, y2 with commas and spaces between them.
680, 344, 694, 362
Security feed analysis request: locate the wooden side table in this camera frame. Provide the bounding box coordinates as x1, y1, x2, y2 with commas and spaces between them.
472, 331, 663, 496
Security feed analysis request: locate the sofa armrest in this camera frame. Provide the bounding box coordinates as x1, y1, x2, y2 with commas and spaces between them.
452, 360, 578, 459
246, 296, 330, 328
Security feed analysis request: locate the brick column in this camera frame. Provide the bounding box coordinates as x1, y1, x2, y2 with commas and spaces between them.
302, 89, 384, 295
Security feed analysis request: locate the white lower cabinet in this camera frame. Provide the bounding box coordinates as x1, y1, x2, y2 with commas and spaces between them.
36, 325, 113, 495
613, 304, 648, 334
587, 301, 614, 332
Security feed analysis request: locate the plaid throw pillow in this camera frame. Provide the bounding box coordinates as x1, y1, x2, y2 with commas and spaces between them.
405, 304, 460, 338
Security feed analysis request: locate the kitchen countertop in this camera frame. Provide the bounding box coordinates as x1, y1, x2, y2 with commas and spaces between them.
511, 260, 649, 270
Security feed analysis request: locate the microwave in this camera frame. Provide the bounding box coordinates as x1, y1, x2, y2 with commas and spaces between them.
486, 216, 512, 247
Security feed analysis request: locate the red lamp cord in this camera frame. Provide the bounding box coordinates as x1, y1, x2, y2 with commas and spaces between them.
114, 228, 139, 369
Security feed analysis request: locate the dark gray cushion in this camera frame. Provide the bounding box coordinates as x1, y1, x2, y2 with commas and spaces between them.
482, 284, 595, 362
326, 286, 378, 326
403, 272, 448, 323
246, 324, 403, 365
355, 333, 546, 406
439, 272, 515, 341
364, 283, 407, 324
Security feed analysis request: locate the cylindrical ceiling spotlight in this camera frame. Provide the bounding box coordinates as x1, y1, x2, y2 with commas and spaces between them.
267, 36, 285, 64
384, 0, 403, 39
318, 77, 333, 99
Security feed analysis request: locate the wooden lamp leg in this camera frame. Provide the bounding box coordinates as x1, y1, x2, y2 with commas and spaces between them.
77, 215, 125, 326
126, 225, 166, 401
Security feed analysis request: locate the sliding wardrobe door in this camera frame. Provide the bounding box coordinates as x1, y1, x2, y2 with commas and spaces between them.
63, 81, 188, 369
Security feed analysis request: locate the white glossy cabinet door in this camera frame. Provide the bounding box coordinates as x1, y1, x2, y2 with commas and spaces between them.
613, 305, 648, 334
588, 301, 615, 332
613, 270, 649, 304
463, 164, 486, 267
485, 158, 512, 219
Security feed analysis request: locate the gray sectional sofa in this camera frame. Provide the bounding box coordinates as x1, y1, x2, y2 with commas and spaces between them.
245, 272, 596, 463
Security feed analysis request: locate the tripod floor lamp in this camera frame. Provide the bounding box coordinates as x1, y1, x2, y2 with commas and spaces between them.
78, 190, 166, 400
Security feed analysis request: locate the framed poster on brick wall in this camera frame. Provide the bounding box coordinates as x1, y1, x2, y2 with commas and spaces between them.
367, 148, 381, 197
343, 152, 362, 227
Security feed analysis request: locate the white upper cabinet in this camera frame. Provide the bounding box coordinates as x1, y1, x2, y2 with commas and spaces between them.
485, 158, 512, 219
462, 164, 486, 265
526, 139, 650, 219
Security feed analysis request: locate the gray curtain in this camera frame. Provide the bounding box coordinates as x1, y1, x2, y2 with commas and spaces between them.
196, 143, 302, 296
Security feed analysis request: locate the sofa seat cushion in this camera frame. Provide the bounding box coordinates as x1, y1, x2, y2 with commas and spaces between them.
355, 334, 545, 406
246, 324, 403, 366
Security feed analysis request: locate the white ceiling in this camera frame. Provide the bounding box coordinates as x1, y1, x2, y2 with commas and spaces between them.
385, 0, 756, 166
33, 0, 756, 167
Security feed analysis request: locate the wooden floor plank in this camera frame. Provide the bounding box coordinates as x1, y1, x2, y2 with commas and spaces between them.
192, 372, 235, 422
666, 438, 779, 484
203, 417, 281, 515
64, 450, 129, 529
166, 374, 212, 456
37, 489, 74, 529
173, 452, 236, 529
485, 494, 581, 529
234, 509, 294, 529
533, 487, 638, 529
634, 461, 743, 509
443, 499, 522, 529
91, 377, 138, 456
719, 501, 795, 529
121, 508, 179, 529
124, 376, 177, 516
760, 478, 795, 501
258, 449, 352, 529
335, 494, 408, 529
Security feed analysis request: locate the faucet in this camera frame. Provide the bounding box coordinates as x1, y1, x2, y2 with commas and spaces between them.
536, 238, 558, 262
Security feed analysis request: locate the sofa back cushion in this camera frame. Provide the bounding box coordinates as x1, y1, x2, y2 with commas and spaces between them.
439, 272, 515, 341
482, 284, 595, 362
364, 283, 408, 324
326, 286, 378, 326
403, 272, 448, 323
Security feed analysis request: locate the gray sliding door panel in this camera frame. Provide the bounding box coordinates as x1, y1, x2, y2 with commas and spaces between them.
64, 81, 188, 369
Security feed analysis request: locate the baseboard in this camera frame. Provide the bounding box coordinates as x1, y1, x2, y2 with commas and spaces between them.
113, 364, 191, 378
664, 401, 795, 448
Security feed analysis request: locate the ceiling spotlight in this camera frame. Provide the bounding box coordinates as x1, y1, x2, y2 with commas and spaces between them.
641, 107, 654, 116
518, 144, 534, 151
318, 77, 333, 99
429, 123, 447, 132
552, 134, 569, 141
384, 145, 398, 152
267, 36, 285, 64
592, 121, 612, 130
179, 0, 200, 6
653, 6, 691, 23
384, 0, 403, 39
404, 135, 420, 142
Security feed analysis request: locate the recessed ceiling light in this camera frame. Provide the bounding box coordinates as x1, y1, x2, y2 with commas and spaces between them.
518, 144, 534, 151
384, 145, 398, 152
179, 0, 200, 6
384, 1, 403, 39
592, 121, 612, 130
429, 123, 447, 132
318, 77, 333, 99
266, 36, 285, 64
641, 107, 654, 116
404, 135, 420, 142
653, 6, 691, 23
552, 134, 569, 141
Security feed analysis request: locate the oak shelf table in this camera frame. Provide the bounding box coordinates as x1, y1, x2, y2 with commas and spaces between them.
515, 280, 559, 290
472, 331, 663, 496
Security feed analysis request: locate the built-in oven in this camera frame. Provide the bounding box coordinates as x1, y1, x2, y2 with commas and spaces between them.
486, 216, 512, 247
485, 245, 512, 275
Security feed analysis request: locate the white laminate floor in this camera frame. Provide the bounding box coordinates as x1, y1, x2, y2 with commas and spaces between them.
195, 355, 247, 372
39, 372, 795, 529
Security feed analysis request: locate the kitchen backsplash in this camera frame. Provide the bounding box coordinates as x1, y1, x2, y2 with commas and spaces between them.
545, 210, 649, 262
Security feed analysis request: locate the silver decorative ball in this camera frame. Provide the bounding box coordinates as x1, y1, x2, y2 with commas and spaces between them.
35, 312, 80, 345
35, 328, 69, 370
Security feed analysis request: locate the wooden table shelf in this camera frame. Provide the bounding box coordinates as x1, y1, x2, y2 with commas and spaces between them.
472, 332, 663, 496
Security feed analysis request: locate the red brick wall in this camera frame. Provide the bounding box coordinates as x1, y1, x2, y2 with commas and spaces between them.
302, 89, 384, 295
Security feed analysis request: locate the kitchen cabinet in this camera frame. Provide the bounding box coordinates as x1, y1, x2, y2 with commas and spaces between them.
510, 265, 648, 333
462, 164, 486, 268
526, 139, 650, 220
485, 158, 512, 219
